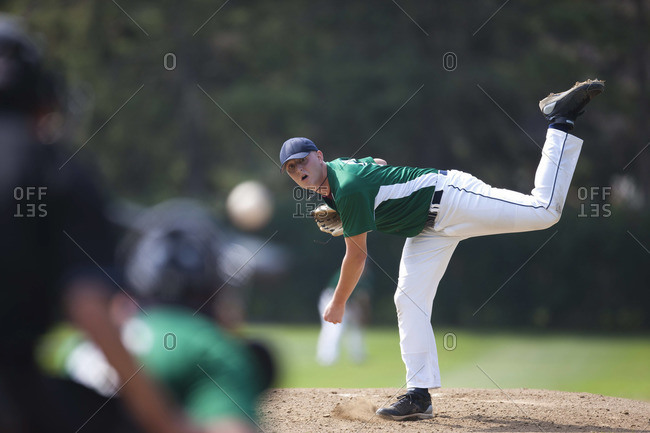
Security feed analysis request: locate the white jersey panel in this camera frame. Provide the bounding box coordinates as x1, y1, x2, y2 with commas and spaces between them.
374, 172, 439, 210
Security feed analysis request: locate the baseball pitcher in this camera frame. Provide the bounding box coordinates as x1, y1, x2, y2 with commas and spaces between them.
280, 80, 604, 420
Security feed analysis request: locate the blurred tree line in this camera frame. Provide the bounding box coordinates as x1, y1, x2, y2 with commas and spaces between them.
12, 0, 649, 330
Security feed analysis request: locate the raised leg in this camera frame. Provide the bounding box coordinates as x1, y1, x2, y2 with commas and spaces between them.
434, 129, 583, 238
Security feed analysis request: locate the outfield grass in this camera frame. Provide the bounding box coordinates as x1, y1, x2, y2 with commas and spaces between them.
245, 325, 650, 401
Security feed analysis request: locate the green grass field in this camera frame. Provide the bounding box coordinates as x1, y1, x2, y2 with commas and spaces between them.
245, 325, 650, 401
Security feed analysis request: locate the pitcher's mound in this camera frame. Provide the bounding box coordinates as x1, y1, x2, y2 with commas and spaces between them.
260, 388, 650, 432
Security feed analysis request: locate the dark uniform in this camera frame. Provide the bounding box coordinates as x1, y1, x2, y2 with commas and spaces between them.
0, 19, 117, 433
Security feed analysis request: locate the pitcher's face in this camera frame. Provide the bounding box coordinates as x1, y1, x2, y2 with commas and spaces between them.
286, 151, 327, 192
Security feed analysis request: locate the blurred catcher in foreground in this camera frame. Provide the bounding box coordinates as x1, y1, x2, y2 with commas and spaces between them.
39, 200, 274, 433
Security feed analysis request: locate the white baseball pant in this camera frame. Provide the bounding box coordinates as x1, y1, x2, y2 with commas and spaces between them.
396, 129, 583, 388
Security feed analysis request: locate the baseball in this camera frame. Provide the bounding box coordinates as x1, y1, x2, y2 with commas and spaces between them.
226, 180, 273, 231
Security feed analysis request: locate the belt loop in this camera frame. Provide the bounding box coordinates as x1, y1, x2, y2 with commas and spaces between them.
431, 190, 443, 207
425, 169, 447, 229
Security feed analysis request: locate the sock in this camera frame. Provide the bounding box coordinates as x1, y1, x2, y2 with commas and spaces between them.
549, 122, 572, 133
407, 387, 429, 397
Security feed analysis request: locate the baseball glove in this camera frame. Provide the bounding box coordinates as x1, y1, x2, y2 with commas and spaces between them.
312, 204, 344, 237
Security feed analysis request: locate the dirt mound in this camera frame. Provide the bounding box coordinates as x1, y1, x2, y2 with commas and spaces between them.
259, 388, 650, 432
331, 396, 377, 421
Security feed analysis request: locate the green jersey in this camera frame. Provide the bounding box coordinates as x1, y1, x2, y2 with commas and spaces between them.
38, 307, 261, 424
324, 157, 441, 237
130, 308, 260, 422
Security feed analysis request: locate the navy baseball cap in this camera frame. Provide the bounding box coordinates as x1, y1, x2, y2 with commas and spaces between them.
279, 137, 319, 172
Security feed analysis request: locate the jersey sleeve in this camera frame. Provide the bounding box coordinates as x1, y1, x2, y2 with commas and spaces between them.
336, 191, 376, 237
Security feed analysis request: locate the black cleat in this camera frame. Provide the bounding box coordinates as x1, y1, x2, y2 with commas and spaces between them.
376, 392, 433, 421
539, 79, 605, 128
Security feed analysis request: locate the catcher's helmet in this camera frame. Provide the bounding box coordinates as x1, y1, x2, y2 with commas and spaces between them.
121, 199, 224, 307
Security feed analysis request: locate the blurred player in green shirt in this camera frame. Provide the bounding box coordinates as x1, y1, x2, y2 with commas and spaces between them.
39, 200, 272, 433
316, 267, 372, 366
